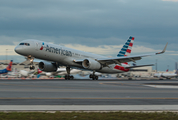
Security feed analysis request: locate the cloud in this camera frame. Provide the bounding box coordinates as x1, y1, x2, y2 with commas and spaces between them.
162, 0, 178, 2
1, 0, 178, 47
0, 45, 17, 55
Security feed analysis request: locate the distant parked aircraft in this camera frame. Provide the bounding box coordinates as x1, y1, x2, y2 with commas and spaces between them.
37, 68, 81, 79
19, 69, 35, 78
0, 60, 13, 74
154, 69, 178, 79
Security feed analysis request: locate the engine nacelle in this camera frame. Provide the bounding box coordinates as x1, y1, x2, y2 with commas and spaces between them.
82, 59, 102, 70
38, 61, 57, 72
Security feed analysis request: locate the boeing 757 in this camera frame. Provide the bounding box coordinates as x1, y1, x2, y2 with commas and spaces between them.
14, 37, 168, 80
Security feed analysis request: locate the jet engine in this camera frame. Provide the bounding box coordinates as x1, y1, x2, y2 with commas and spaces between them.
38, 61, 57, 72
82, 59, 102, 70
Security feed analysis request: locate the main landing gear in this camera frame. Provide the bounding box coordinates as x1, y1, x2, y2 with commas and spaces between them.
27, 55, 35, 70
65, 66, 74, 80
89, 71, 98, 80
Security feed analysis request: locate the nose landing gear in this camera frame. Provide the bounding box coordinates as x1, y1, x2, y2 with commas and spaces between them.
27, 55, 35, 70
30, 65, 35, 70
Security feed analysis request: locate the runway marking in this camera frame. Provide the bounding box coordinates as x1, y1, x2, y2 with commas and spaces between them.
145, 85, 178, 89
0, 82, 145, 90
0, 97, 178, 100
0, 83, 93, 89
99, 82, 144, 87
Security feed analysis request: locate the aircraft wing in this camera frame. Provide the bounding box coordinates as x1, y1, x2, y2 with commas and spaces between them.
97, 43, 168, 66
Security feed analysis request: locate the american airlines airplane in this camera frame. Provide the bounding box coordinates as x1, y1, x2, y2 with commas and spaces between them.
14, 36, 168, 80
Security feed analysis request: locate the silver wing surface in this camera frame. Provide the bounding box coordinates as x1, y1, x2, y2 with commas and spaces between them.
74, 43, 167, 66
73, 43, 168, 67
96, 43, 168, 66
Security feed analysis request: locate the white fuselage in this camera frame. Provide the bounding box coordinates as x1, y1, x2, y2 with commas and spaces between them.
15, 39, 130, 73
154, 73, 177, 78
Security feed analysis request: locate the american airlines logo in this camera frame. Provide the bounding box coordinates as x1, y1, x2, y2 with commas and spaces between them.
40, 42, 44, 50
40, 42, 72, 57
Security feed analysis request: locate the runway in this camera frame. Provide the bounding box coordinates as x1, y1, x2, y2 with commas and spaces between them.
0, 78, 178, 111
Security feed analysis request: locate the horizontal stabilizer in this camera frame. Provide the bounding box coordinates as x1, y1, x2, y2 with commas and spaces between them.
125, 64, 154, 69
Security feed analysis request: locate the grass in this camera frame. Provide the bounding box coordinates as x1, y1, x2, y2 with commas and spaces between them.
0, 111, 178, 120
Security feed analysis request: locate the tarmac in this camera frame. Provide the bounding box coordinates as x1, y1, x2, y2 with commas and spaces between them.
0, 78, 178, 111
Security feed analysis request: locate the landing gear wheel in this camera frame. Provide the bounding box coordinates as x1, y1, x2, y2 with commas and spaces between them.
65, 75, 74, 80
90, 74, 98, 80
70, 76, 74, 79
89, 74, 92, 78
30, 66, 35, 70
65, 66, 73, 80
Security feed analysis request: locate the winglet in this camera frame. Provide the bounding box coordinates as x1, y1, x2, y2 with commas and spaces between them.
156, 42, 168, 54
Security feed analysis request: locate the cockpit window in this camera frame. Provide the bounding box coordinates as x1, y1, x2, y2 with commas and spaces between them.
19, 43, 24, 45
19, 43, 30, 46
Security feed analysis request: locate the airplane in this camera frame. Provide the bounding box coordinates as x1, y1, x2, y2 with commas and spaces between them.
0, 60, 13, 74
19, 69, 35, 78
154, 69, 178, 79
14, 36, 168, 80
37, 68, 81, 79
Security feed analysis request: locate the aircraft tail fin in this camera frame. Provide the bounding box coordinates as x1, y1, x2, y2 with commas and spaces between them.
117, 36, 134, 57
117, 36, 134, 65
6, 60, 13, 71
175, 69, 178, 74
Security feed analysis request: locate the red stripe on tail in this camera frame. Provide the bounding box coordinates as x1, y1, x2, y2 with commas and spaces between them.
129, 43, 133, 47
126, 49, 131, 53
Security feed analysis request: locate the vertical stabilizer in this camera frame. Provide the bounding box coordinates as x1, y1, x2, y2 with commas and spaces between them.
175, 69, 178, 74
117, 36, 134, 57
6, 60, 13, 71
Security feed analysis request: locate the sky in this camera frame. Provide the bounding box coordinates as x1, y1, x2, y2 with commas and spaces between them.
0, 0, 178, 71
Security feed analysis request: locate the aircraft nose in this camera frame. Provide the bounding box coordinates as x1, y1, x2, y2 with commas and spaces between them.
14, 46, 23, 54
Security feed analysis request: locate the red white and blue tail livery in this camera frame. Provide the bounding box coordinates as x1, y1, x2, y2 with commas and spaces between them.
117, 36, 134, 57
